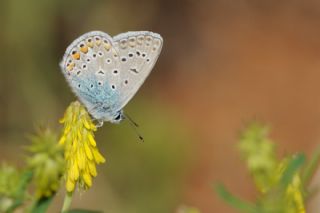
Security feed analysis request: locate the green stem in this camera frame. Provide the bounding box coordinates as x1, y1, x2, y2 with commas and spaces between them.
61, 191, 73, 213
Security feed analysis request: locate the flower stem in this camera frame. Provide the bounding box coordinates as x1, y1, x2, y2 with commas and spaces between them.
61, 191, 73, 212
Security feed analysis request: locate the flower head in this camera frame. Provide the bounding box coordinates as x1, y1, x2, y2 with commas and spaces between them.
59, 101, 105, 192
238, 122, 277, 193
27, 128, 65, 198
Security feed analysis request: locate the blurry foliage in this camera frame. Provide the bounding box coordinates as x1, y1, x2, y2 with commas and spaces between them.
0, 164, 27, 212
26, 128, 64, 198
96, 100, 195, 213
0, 100, 195, 213
176, 205, 201, 213
0, 165, 33, 213
216, 122, 320, 213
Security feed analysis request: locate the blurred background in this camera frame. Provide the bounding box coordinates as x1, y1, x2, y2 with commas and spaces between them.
1, 0, 320, 212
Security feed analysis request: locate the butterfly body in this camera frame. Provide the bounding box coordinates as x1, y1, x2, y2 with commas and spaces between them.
60, 31, 163, 124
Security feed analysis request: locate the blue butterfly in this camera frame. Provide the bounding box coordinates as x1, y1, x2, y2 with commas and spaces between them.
60, 31, 163, 125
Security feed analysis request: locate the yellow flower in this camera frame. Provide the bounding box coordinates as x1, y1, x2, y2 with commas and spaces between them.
286, 175, 305, 213
59, 101, 105, 192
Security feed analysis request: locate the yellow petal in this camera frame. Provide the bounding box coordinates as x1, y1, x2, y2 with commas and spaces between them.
59, 136, 66, 145
88, 134, 96, 147
83, 119, 91, 129
77, 149, 85, 170
84, 142, 93, 160
88, 161, 97, 177
93, 149, 106, 163
66, 178, 75, 192
83, 173, 92, 187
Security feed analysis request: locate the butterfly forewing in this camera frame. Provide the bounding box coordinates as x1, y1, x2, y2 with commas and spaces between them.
112, 31, 163, 110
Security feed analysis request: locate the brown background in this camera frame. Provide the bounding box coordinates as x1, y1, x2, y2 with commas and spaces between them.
1, 0, 320, 212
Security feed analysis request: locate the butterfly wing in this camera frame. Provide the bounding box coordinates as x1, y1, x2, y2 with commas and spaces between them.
60, 31, 122, 121
60, 31, 163, 122
112, 31, 163, 110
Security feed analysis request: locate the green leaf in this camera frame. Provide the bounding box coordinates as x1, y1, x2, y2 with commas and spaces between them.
215, 184, 259, 213
279, 154, 305, 188
65, 209, 103, 213
30, 196, 54, 213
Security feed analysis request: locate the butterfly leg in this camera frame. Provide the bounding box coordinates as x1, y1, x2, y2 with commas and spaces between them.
95, 120, 104, 128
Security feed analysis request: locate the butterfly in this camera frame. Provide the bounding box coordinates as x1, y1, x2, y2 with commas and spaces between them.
60, 31, 163, 125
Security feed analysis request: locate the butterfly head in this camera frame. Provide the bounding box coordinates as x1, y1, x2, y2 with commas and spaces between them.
110, 110, 125, 124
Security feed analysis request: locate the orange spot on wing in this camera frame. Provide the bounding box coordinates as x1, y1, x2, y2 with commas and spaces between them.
80, 46, 88, 53
67, 62, 75, 71
103, 42, 111, 51
72, 52, 80, 60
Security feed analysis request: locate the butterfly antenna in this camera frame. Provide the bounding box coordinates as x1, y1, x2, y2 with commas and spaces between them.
124, 113, 144, 142
125, 113, 139, 127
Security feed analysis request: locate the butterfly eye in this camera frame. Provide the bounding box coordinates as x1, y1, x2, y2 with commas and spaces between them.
128, 53, 134, 57
114, 113, 122, 121
98, 51, 103, 56
111, 85, 116, 90
112, 69, 119, 75
136, 51, 141, 56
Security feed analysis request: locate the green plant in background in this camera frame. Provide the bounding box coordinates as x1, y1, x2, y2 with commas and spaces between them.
0, 99, 193, 213
1, 103, 319, 212
27, 128, 64, 198
216, 122, 320, 213
0, 101, 105, 213
0, 164, 30, 212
